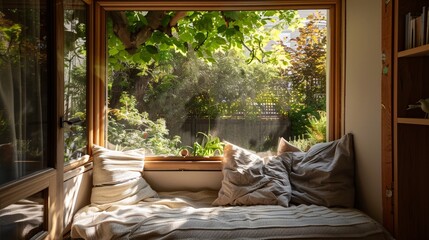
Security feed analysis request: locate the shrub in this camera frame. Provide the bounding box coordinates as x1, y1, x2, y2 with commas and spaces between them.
108, 92, 182, 155
289, 110, 326, 151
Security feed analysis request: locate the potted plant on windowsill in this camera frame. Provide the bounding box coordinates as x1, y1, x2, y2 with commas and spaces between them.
191, 132, 224, 157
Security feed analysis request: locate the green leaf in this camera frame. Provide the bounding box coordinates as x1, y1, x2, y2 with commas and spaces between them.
145, 45, 159, 54
223, 11, 240, 20
132, 53, 141, 62
214, 37, 226, 45
217, 25, 227, 33
179, 32, 193, 42
108, 48, 119, 56
200, 14, 214, 30
151, 31, 164, 42
225, 28, 236, 38
140, 16, 148, 26
264, 11, 276, 17
235, 31, 244, 41
119, 50, 128, 59
140, 50, 152, 62
161, 15, 172, 27
195, 32, 206, 44
158, 43, 170, 51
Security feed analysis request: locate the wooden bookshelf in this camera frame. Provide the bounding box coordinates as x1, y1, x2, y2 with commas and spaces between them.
385, 0, 429, 238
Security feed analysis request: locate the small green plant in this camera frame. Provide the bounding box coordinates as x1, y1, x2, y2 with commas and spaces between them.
306, 110, 327, 143
289, 110, 327, 151
192, 132, 224, 157
288, 134, 313, 151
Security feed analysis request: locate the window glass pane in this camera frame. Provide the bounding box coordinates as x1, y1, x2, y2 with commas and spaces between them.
0, 190, 46, 239
106, 10, 327, 155
64, 0, 87, 162
0, 0, 49, 185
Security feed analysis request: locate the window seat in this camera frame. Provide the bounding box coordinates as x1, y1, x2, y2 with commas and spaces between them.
71, 190, 391, 240
70, 135, 393, 239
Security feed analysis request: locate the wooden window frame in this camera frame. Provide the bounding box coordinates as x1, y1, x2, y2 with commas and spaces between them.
91, 0, 342, 170
0, 169, 56, 239
63, 0, 94, 172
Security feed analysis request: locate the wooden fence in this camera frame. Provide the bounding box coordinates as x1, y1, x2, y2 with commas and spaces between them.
169, 117, 291, 152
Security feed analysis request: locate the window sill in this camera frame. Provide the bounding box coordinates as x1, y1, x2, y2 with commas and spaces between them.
144, 156, 223, 171
64, 155, 91, 173
63, 155, 223, 173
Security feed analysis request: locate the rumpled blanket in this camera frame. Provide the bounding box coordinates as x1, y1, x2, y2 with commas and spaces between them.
71, 191, 392, 240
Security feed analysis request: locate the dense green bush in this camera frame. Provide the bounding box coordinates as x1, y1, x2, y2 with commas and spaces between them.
107, 92, 182, 155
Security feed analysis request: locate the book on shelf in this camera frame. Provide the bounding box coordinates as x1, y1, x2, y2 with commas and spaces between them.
404, 6, 428, 50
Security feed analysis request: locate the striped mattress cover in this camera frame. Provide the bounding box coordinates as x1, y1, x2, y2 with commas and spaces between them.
71, 190, 392, 240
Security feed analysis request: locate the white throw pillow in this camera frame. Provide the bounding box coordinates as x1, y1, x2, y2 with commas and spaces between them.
90, 145, 157, 205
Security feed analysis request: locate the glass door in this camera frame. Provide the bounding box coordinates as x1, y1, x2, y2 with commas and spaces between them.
63, 0, 88, 164
0, 0, 55, 238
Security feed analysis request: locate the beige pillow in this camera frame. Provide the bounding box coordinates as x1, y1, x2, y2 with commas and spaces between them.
277, 137, 302, 155
212, 143, 292, 207
91, 145, 157, 205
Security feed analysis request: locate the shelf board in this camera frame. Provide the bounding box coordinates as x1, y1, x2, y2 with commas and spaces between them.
397, 117, 429, 125
398, 44, 429, 57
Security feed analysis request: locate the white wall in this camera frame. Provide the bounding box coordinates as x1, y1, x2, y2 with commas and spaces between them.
344, 0, 382, 222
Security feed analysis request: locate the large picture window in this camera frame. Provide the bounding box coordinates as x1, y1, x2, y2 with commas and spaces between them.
106, 9, 329, 156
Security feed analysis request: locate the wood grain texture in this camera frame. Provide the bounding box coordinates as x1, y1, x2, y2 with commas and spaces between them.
0, 169, 55, 209
53, 0, 65, 237
145, 156, 223, 170
96, 0, 339, 10
145, 161, 222, 171
396, 57, 429, 119
87, 0, 95, 155
331, 2, 342, 140
381, 0, 394, 233
398, 44, 429, 57
397, 125, 429, 239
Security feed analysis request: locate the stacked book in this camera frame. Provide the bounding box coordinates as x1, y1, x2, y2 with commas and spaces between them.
405, 6, 429, 49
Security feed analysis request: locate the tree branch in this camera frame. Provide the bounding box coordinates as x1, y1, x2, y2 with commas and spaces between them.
170, 11, 187, 27
133, 11, 166, 50
240, 40, 261, 63
110, 11, 134, 51
111, 11, 190, 55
